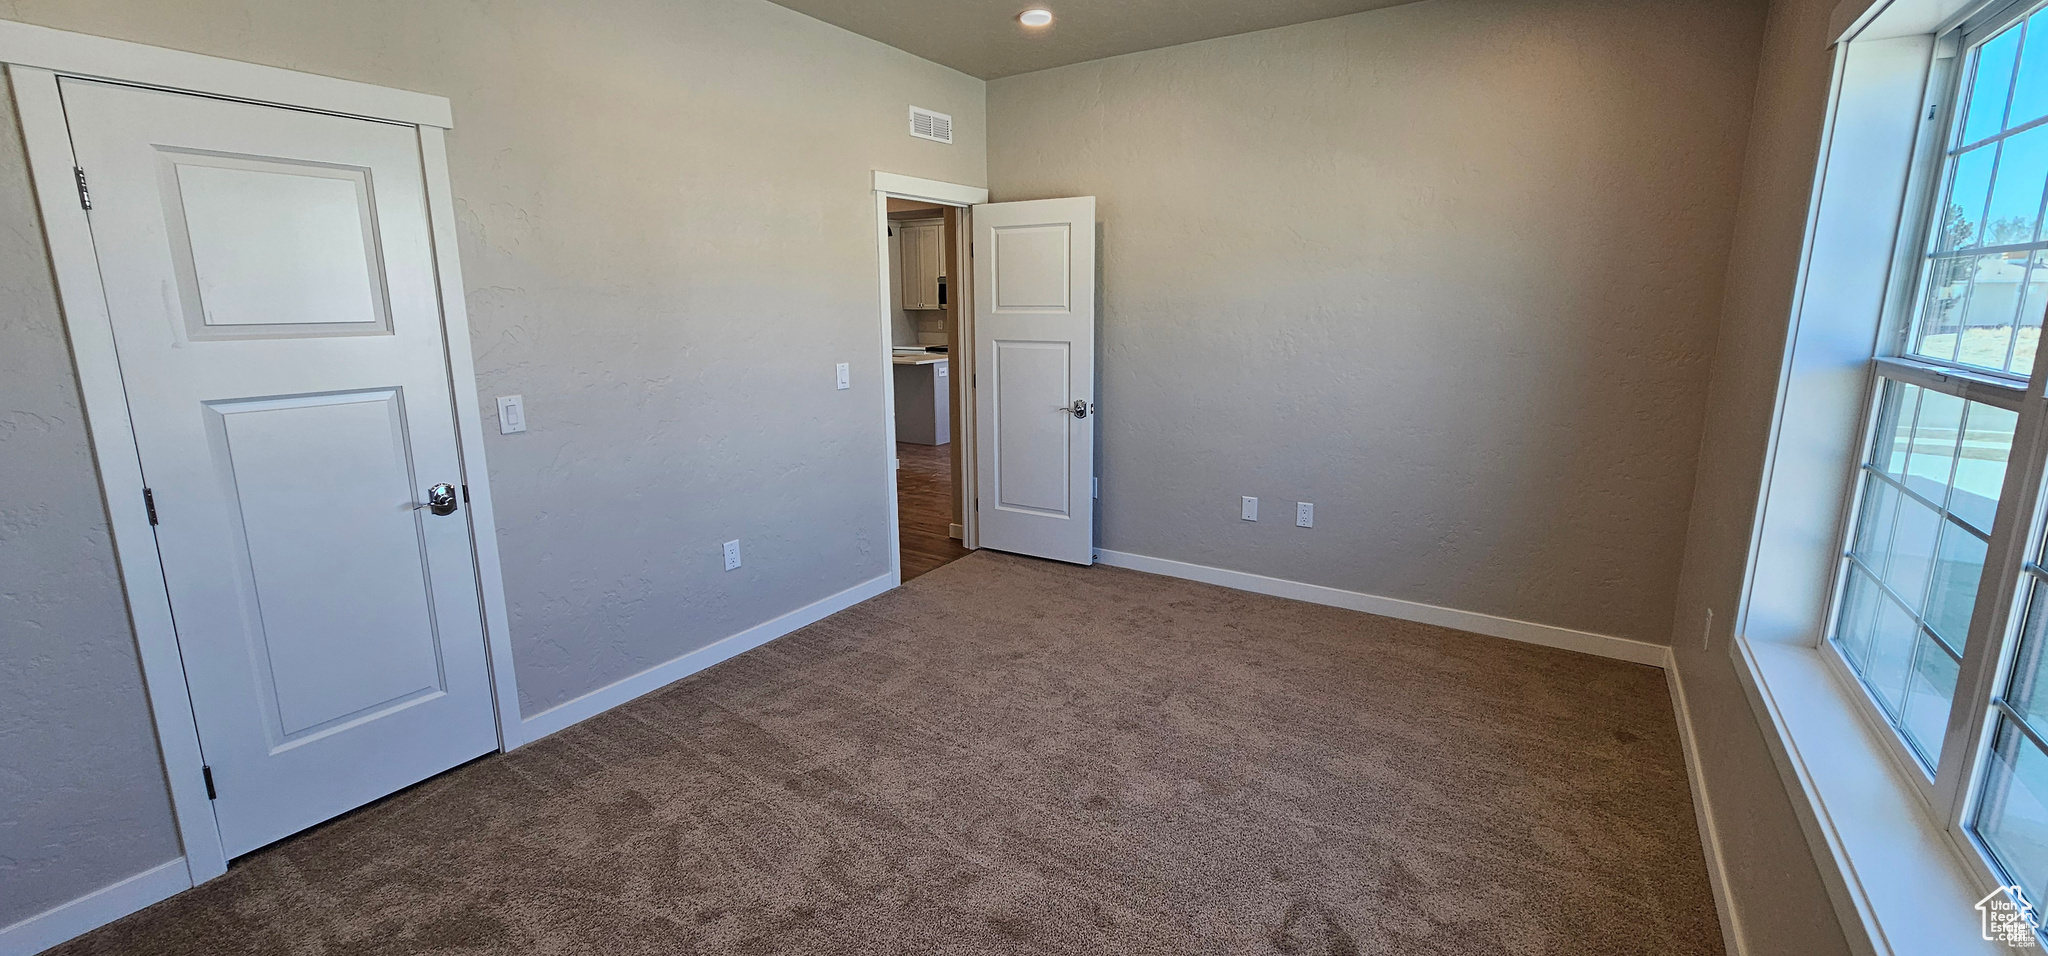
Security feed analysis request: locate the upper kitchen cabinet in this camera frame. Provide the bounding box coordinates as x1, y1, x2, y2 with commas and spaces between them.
898, 218, 945, 311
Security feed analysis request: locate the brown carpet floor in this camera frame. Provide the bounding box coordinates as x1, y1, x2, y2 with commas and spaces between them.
52, 551, 1722, 956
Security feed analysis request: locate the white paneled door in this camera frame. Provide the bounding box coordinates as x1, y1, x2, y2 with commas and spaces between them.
61, 79, 498, 857
972, 197, 1097, 564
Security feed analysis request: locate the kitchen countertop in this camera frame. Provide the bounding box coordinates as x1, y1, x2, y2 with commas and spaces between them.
891, 353, 949, 366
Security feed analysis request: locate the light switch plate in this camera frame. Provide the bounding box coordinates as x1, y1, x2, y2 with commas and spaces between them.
836, 363, 851, 390
496, 395, 526, 434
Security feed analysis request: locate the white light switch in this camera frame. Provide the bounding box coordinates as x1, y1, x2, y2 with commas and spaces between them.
1241, 496, 1258, 521
722, 539, 742, 571
496, 395, 526, 434
836, 363, 851, 390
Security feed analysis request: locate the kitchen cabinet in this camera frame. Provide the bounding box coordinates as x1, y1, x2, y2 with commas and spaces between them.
897, 218, 945, 311
893, 356, 950, 445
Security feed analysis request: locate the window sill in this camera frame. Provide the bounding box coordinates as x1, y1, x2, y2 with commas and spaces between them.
1732, 636, 2005, 955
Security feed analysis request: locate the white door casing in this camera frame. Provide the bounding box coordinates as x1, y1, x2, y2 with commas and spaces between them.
972, 197, 1097, 565
61, 78, 499, 857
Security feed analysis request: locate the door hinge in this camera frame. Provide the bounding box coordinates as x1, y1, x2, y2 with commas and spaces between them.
202, 766, 217, 800
143, 488, 159, 525
74, 166, 91, 211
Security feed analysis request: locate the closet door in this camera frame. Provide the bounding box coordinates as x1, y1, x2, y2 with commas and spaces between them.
61, 77, 500, 857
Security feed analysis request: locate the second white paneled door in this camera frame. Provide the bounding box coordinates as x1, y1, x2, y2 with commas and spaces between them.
61, 78, 498, 857
972, 197, 1097, 564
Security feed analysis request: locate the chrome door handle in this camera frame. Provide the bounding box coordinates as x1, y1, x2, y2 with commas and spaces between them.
417, 482, 459, 516
1062, 399, 1093, 419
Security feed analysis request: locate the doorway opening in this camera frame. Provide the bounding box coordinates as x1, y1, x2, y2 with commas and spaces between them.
886, 197, 971, 581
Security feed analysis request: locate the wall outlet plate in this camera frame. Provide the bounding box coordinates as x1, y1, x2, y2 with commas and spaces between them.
1296, 502, 1314, 528
1241, 496, 1258, 521
722, 539, 742, 571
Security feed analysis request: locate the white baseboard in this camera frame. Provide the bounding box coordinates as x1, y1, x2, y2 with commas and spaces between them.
1666, 657, 1750, 956
0, 858, 188, 956
518, 572, 894, 742
1093, 549, 1669, 668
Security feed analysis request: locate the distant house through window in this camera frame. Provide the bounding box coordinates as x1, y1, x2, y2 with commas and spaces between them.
1912, 5, 2048, 376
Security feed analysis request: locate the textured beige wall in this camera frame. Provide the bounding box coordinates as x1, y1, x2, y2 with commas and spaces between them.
0, 0, 983, 925
0, 71, 185, 925
1667, 0, 1861, 950
987, 0, 1763, 646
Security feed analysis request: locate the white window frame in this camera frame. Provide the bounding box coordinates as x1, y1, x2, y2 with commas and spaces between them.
1817, 0, 2035, 802
1732, 0, 2048, 951
1822, 0, 2048, 911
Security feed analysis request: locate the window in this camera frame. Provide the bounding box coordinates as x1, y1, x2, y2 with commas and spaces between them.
1911, 4, 2048, 376
1822, 0, 2048, 931
1835, 379, 2016, 764
1980, 547, 2048, 905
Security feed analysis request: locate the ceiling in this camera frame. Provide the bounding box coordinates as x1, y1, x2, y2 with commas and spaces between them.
764, 0, 1426, 80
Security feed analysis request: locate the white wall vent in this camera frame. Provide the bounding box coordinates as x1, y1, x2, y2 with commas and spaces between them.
909, 107, 952, 144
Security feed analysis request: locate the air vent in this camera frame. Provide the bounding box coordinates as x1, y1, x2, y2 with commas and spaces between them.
909, 107, 952, 144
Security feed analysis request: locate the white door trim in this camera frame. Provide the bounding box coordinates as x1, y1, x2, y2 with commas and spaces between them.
420, 126, 524, 753
872, 172, 987, 575
0, 18, 451, 127
872, 171, 987, 207
4, 26, 517, 891
9, 64, 226, 886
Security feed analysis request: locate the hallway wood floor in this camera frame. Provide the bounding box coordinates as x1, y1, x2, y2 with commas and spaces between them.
897, 440, 969, 581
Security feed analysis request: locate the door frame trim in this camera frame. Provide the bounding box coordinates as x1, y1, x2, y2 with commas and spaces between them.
5, 25, 518, 890
0, 18, 452, 127
872, 172, 988, 575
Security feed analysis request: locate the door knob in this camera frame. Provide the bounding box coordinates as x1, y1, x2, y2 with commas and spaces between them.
418, 482, 459, 516
1063, 399, 1093, 419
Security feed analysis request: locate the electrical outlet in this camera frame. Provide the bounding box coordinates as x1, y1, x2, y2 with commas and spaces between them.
1296, 502, 1314, 528
722, 539, 742, 571
496, 395, 526, 434
836, 363, 851, 390
1703, 607, 1715, 651
1241, 496, 1258, 521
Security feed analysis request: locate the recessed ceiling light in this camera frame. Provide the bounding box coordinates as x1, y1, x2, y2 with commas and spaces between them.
1019, 8, 1054, 27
